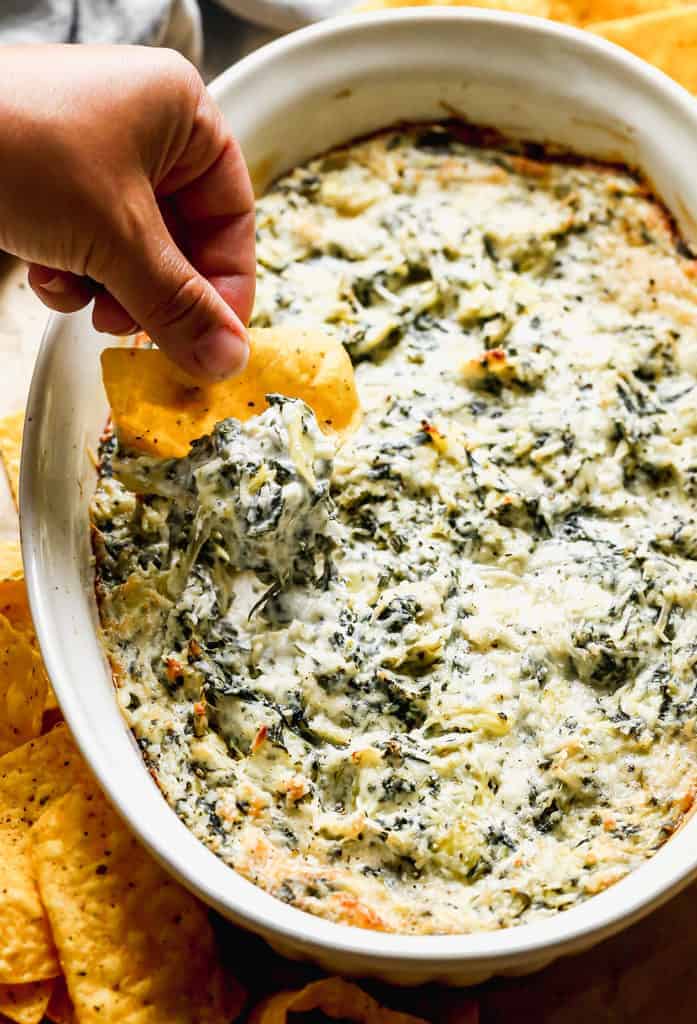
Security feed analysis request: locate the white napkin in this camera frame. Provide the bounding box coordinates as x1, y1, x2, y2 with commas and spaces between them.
0, 0, 203, 65
210, 0, 352, 32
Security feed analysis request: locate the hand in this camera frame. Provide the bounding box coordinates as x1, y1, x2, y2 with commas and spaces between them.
0, 45, 255, 379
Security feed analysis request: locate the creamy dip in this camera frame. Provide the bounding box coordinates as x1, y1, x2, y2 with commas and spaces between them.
91, 123, 697, 934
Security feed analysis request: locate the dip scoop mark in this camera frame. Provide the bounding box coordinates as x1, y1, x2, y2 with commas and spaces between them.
109, 396, 343, 603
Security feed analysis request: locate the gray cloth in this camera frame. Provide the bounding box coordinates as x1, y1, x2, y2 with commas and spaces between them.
0, 0, 203, 64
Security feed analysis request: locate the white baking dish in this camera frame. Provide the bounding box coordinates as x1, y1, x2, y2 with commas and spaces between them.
20, 9, 697, 986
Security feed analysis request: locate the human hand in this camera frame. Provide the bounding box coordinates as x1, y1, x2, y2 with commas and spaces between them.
0, 45, 255, 379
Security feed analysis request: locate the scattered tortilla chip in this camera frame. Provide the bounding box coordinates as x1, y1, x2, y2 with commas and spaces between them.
354, 0, 551, 13
41, 693, 63, 734
0, 411, 23, 508
0, 540, 22, 582
101, 326, 362, 458
0, 540, 60, 722
0, 827, 59, 984
31, 780, 246, 1024
0, 980, 53, 1024
0, 541, 33, 637
42, 685, 59, 714
589, 9, 697, 94
45, 978, 74, 1024
0, 614, 48, 756
248, 977, 429, 1024
352, 0, 697, 24
0, 726, 85, 984
0, 575, 33, 638
552, 0, 695, 23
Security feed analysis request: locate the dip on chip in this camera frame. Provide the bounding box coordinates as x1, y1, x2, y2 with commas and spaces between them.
101, 325, 361, 459
108, 395, 342, 602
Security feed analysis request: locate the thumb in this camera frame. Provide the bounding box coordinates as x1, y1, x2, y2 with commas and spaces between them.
101, 195, 249, 380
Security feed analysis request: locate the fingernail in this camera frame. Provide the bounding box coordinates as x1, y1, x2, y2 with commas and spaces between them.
194, 326, 249, 379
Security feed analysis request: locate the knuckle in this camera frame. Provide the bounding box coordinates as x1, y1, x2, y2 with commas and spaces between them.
145, 275, 210, 332
81, 188, 144, 283
158, 48, 202, 101
80, 236, 108, 282
159, 46, 194, 76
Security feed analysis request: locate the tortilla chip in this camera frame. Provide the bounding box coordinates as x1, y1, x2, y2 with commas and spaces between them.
354, 0, 551, 13
0, 412, 23, 508
0, 615, 48, 757
0, 827, 59, 984
0, 576, 33, 638
31, 780, 246, 1024
0, 541, 33, 638
41, 691, 63, 733
0, 541, 32, 636
101, 326, 361, 458
0, 726, 85, 984
352, 0, 694, 19
42, 685, 59, 714
0, 980, 53, 1024
45, 978, 74, 1024
557, 0, 695, 21
0, 541, 22, 581
248, 978, 429, 1024
0, 540, 59, 722
589, 9, 697, 94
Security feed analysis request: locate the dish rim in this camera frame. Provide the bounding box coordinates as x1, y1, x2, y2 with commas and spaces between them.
20, 6, 697, 974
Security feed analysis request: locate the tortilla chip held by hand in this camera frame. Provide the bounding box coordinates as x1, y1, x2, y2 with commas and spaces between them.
101, 327, 361, 459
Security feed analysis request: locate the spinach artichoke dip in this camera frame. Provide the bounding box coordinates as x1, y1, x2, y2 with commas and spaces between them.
91, 123, 697, 935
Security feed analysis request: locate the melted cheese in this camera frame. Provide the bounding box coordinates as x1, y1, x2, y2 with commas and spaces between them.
91, 125, 697, 935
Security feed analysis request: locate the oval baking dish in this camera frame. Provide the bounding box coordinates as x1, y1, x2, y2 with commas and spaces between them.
20, 9, 697, 986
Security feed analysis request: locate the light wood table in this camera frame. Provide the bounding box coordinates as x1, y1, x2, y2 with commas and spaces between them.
0, 255, 45, 541
2, 253, 694, 1022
